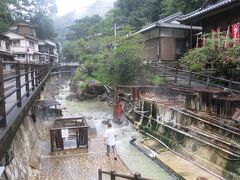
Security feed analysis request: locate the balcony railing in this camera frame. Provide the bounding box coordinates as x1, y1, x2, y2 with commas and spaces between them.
0, 60, 51, 127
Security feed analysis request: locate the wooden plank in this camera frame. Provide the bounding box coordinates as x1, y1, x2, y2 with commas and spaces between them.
160, 38, 176, 61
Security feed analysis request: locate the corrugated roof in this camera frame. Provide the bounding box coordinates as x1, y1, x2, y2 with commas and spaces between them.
137, 11, 202, 33
178, 0, 238, 22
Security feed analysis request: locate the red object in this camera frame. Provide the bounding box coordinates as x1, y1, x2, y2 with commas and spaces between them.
114, 103, 122, 121
231, 23, 240, 46
202, 36, 205, 47
225, 25, 230, 48
196, 35, 199, 48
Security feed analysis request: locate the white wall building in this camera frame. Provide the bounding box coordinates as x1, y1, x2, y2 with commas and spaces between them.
0, 34, 14, 70
39, 40, 59, 64
4, 22, 59, 64
5, 31, 40, 63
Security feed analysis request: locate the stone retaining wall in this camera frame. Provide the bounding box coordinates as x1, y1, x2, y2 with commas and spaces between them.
4, 115, 40, 180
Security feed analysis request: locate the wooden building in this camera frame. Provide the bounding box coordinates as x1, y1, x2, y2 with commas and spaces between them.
138, 12, 202, 63
178, 0, 240, 34
0, 34, 14, 71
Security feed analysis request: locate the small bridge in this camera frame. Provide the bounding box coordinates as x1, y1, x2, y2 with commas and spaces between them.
0, 60, 78, 162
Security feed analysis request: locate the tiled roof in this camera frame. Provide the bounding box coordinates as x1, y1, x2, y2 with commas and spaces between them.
178, 0, 239, 22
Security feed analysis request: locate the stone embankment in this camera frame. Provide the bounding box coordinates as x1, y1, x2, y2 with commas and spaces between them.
123, 86, 240, 180
4, 115, 40, 180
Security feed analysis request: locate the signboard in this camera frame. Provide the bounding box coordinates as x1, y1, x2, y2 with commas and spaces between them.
61, 129, 69, 138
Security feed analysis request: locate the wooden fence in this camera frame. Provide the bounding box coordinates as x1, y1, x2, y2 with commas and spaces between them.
0, 60, 50, 127
147, 60, 240, 94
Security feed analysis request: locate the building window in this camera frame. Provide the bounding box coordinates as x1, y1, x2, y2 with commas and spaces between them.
17, 54, 25, 59
6, 42, 10, 51
176, 39, 186, 55
12, 40, 20, 47
29, 41, 34, 48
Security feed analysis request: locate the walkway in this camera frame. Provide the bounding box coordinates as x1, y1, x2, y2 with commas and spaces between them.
35, 109, 131, 180
156, 151, 219, 180
40, 138, 131, 180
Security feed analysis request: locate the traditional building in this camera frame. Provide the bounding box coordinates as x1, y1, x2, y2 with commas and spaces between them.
39, 40, 59, 64
5, 31, 40, 63
5, 21, 59, 64
178, 0, 240, 36
138, 12, 202, 62
0, 34, 14, 70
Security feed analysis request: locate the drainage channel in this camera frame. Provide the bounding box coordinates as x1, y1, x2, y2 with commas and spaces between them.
129, 138, 180, 180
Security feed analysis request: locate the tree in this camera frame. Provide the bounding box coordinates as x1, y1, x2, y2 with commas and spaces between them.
101, 34, 146, 85
9, 0, 57, 20
7, 0, 57, 39
30, 11, 57, 40
0, 0, 12, 32
161, 0, 205, 17
66, 15, 102, 40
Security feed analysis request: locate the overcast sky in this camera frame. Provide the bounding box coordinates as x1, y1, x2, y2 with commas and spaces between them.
56, 0, 115, 17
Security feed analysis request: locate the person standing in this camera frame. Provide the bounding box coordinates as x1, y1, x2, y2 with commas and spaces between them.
104, 123, 117, 160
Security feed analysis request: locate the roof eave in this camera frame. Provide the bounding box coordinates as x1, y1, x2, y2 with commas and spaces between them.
179, 1, 240, 24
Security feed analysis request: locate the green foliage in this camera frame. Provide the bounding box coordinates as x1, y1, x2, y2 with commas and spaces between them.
10, 0, 57, 20
80, 81, 88, 90
66, 15, 102, 40
68, 26, 147, 85
3, 0, 57, 40
62, 41, 79, 62
151, 75, 163, 86
0, 0, 12, 32
180, 33, 240, 77
161, 0, 205, 17
30, 11, 57, 40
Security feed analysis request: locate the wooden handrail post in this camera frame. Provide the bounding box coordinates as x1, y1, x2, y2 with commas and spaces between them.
188, 71, 192, 86
228, 78, 233, 89
175, 66, 178, 83
163, 65, 166, 81
98, 169, 102, 180
25, 63, 29, 97
110, 170, 115, 180
134, 173, 141, 180
206, 75, 210, 88
16, 61, 21, 107
31, 64, 35, 90
36, 65, 39, 87
0, 60, 6, 127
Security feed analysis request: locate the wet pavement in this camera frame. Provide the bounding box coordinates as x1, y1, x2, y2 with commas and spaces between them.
36, 76, 173, 180
40, 138, 131, 180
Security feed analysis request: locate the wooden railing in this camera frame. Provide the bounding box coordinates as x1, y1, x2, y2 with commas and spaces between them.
147, 60, 240, 93
0, 60, 50, 127
98, 169, 151, 180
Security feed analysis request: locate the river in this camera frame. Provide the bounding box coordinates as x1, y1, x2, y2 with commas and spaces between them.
56, 77, 173, 180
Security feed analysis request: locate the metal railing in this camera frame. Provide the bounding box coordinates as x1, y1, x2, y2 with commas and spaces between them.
0, 60, 50, 127
98, 169, 151, 180
147, 60, 240, 94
